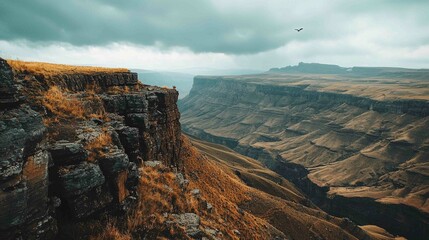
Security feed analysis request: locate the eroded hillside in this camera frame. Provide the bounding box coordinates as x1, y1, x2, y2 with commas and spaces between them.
179, 71, 429, 239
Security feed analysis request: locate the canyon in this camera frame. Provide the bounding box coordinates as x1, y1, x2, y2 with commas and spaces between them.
179, 64, 429, 240
0, 59, 402, 239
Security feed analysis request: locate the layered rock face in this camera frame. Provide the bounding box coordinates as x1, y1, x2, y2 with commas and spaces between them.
180, 74, 429, 239
0, 58, 181, 239
0, 59, 53, 239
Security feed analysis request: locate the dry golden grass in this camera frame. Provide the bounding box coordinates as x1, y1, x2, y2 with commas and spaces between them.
43, 86, 86, 120
107, 86, 131, 94
90, 222, 132, 240
85, 131, 113, 162
89, 165, 193, 239
180, 137, 283, 239
7, 59, 129, 78
88, 137, 273, 239
125, 166, 194, 237
42, 85, 108, 124
181, 137, 388, 240
189, 136, 306, 203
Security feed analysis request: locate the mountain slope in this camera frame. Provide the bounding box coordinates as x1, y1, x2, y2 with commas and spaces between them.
182, 136, 385, 240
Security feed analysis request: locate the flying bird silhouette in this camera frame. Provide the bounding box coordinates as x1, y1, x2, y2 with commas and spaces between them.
295, 28, 303, 32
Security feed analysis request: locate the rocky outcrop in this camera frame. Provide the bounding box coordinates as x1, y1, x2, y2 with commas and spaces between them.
102, 90, 181, 167
180, 74, 429, 240
0, 59, 20, 106
31, 72, 139, 92
170, 213, 202, 238
0, 58, 53, 239
0, 58, 182, 239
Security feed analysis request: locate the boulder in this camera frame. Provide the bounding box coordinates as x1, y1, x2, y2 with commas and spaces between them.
191, 188, 201, 198
48, 141, 87, 166
64, 184, 113, 219
144, 161, 162, 168
99, 151, 131, 203
171, 213, 202, 238
172, 213, 200, 227
99, 151, 129, 176
117, 126, 140, 162
58, 162, 105, 196
175, 172, 189, 189
57, 162, 112, 218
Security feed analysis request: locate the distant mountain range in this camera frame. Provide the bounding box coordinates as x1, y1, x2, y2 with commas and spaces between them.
269, 62, 429, 80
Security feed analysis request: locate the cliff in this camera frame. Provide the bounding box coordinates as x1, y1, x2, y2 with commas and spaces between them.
180, 74, 429, 239
0, 58, 181, 239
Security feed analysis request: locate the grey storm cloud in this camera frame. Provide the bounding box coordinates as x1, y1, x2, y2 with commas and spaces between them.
0, 0, 428, 55
0, 0, 291, 54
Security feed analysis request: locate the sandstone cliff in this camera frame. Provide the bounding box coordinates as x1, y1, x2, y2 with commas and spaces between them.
180, 73, 429, 239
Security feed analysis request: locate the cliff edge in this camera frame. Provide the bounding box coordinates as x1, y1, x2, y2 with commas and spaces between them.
0, 58, 181, 239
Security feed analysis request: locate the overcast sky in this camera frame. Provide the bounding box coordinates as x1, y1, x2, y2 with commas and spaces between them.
0, 0, 428, 72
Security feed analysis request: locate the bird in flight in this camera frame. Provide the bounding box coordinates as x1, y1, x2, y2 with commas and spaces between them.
295, 28, 303, 32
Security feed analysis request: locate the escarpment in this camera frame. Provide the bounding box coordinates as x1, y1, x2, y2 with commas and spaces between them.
0, 58, 181, 239
180, 74, 429, 239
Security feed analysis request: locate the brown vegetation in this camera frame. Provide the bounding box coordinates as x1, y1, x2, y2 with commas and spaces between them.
107, 86, 131, 94
7, 59, 128, 78
189, 135, 307, 204
182, 146, 267, 239
62, 136, 394, 240
43, 86, 86, 120
89, 222, 132, 240
42, 85, 108, 124
89, 137, 279, 239
84, 130, 113, 162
